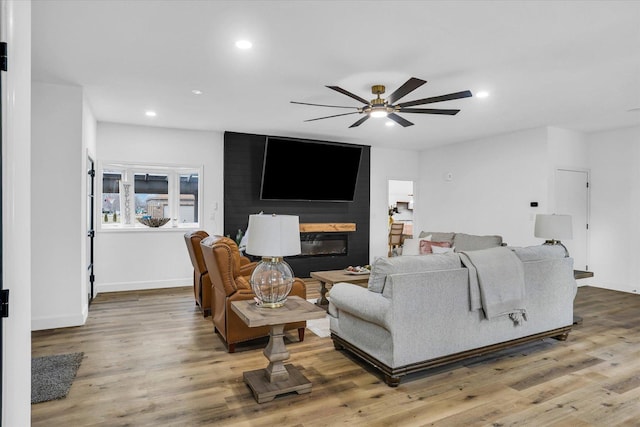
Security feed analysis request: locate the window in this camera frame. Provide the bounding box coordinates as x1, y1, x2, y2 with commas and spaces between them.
102, 170, 123, 224
134, 172, 169, 219
179, 173, 199, 223
99, 162, 201, 229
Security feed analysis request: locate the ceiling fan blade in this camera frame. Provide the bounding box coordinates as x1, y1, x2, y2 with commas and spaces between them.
326, 86, 370, 104
398, 90, 473, 108
398, 107, 460, 115
387, 113, 414, 127
386, 77, 427, 104
349, 115, 370, 128
304, 111, 360, 122
291, 101, 358, 110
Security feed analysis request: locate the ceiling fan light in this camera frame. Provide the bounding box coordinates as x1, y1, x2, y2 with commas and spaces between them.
235, 40, 253, 49
370, 109, 388, 118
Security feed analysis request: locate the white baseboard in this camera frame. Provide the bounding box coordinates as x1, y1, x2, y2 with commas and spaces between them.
96, 278, 191, 294
32, 310, 88, 331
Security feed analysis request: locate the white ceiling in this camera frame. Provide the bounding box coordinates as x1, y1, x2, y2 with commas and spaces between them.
31, 0, 640, 151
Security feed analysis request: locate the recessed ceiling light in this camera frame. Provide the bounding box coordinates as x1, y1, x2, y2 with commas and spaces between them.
145, 111, 157, 117
235, 40, 252, 49
475, 91, 489, 98
191, 89, 203, 95
385, 121, 395, 127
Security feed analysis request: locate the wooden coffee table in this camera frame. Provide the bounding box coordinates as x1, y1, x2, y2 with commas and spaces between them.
231, 296, 327, 403
309, 269, 370, 308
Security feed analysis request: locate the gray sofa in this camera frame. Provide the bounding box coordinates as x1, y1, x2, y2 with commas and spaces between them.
328, 245, 576, 386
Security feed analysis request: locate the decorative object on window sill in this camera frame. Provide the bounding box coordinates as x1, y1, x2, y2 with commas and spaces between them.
534, 213, 573, 257
246, 213, 301, 308
137, 217, 171, 228
119, 180, 133, 224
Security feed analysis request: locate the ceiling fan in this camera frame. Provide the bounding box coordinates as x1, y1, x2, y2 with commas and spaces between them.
291, 77, 472, 128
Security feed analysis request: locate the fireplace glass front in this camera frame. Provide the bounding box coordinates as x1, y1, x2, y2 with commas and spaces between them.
298, 233, 348, 257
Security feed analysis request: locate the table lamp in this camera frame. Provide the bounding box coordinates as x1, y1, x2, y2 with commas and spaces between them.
534, 213, 573, 257
245, 213, 301, 308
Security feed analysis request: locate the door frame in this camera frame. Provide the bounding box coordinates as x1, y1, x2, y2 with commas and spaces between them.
0, 36, 5, 424
387, 179, 416, 255
87, 155, 95, 304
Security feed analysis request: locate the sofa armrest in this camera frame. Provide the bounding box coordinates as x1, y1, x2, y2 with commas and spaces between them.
328, 282, 391, 329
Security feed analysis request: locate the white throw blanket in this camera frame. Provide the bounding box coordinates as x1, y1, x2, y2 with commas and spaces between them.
459, 247, 527, 325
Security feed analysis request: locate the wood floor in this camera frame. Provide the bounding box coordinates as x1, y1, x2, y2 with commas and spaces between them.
31, 284, 640, 426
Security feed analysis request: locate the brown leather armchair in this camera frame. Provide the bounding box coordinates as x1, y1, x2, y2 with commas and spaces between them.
200, 235, 307, 353
184, 230, 213, 317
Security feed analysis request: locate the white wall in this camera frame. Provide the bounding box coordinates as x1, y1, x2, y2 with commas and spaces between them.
547, 127, 589, 172
587, 125, 640, 294
547, 126, 590, 213
31, 82, 86, 330
418, 127, 549, 247
388, 180, 414, 207
2, 0, 32, 424
388, 180, 414, 238
370, 147, 420, 261
95, 123, 223, 293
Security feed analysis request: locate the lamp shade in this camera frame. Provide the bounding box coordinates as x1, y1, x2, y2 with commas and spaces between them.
246, 214, 301, 257
534, 214, 573, 240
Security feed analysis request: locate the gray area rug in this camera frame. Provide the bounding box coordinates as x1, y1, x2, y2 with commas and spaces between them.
31, 352, 84, 404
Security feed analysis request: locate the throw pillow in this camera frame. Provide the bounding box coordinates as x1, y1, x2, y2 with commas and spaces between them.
401, 235, 431, 256
431, 245, 455, 254
419, 240, 452, 255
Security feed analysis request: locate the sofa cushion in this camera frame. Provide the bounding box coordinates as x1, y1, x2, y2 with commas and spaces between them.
419, 240, 452, 254
418, 231, 455, 244
367, 253, 461, 293
452, 233, 502, 252
510, 245, 566, 261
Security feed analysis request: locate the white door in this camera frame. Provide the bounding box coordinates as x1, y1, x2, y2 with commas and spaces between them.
556, 169, 590, 270
2, 1, 33, 424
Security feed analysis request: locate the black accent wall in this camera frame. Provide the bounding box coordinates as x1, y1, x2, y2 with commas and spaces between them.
223, 131, 370, 277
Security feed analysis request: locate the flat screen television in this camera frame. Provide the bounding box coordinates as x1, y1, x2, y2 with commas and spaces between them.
260, 136, 363, 202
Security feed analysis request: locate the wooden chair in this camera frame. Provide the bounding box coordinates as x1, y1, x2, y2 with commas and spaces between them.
388, 222, 405, 256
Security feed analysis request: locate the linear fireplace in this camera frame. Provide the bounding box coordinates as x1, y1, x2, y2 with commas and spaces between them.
297, 233, 348, 257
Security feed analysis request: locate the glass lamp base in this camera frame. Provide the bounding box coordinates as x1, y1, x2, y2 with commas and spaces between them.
258, 300, 287, 308
250, 257, 294, 308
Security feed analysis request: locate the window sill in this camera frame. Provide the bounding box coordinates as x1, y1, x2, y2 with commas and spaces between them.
98, 224, 201, 233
